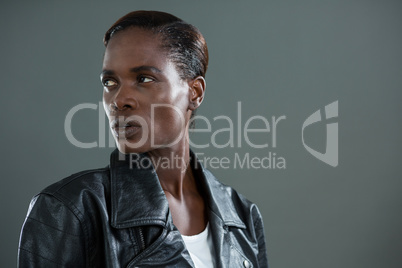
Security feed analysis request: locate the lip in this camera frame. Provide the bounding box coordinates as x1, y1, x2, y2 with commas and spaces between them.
111, 118, 142, 139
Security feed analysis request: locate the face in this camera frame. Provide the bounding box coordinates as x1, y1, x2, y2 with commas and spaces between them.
102, 27, 192, 154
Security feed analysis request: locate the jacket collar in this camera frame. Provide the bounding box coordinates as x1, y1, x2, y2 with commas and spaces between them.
109, 149, 246, 229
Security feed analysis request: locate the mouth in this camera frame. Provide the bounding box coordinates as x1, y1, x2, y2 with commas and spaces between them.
111, 118, 141, 139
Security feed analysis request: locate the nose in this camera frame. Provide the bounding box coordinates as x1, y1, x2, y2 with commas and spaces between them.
109, 84, 138, 112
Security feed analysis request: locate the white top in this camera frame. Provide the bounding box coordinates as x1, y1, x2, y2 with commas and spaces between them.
181, 223, 215, 268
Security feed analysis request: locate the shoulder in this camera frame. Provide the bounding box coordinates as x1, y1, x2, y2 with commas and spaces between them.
202, 168, 258, 208
202, 168, 264, 227
28, 166, 111, 221
39, 166, 110, 204
18, 168, 111, 267
41, 166, 110, 196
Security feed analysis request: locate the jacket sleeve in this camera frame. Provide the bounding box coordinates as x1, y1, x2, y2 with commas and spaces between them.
252, 204, 269, 268
18, 194, 87, 267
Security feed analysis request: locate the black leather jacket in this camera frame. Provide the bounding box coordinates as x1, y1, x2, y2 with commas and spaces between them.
18, 150, 268, 267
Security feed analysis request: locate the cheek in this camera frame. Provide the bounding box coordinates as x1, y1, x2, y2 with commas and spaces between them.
150, 83, 189, 122
167, 85, 190, 112
102, 94, 111, 116
166, 92, 189, 124
151, 105, 187, 140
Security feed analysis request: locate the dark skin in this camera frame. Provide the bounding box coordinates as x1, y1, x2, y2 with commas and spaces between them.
101, 27, 207, 235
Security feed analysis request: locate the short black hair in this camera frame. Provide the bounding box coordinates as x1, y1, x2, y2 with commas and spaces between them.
104, 10, 209, 80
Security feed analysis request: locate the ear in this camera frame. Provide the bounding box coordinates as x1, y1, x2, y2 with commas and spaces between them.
188, 76, 206, 111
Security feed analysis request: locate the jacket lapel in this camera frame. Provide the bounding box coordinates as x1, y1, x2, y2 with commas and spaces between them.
190, 151, 248, 268
109, 149, 249, 267
190, 150, 246, 229
109, 149, 169, 229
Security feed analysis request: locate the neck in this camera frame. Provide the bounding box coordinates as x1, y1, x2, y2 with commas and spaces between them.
147, 135, 193, 199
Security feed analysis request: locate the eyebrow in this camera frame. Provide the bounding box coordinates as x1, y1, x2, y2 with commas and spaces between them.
101, 65, 162, 77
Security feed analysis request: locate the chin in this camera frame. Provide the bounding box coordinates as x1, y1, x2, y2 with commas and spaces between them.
115, 139, 149, 155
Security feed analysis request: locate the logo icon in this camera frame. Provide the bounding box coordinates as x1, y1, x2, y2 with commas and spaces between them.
302, 101, 338, 167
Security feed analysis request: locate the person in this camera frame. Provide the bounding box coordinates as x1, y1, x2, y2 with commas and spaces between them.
18, 10, 269, 268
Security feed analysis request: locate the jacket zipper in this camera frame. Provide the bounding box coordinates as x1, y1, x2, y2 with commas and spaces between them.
138, 227, 145, 251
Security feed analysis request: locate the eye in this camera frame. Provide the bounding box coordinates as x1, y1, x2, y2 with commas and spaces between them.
138, 76, 154, 83
102, 79, 117, 87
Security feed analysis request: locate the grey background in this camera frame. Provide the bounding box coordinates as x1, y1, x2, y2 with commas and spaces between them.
1, 0, 401, 267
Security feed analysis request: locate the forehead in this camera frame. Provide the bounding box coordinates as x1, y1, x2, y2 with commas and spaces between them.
103, 27, 169, 69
